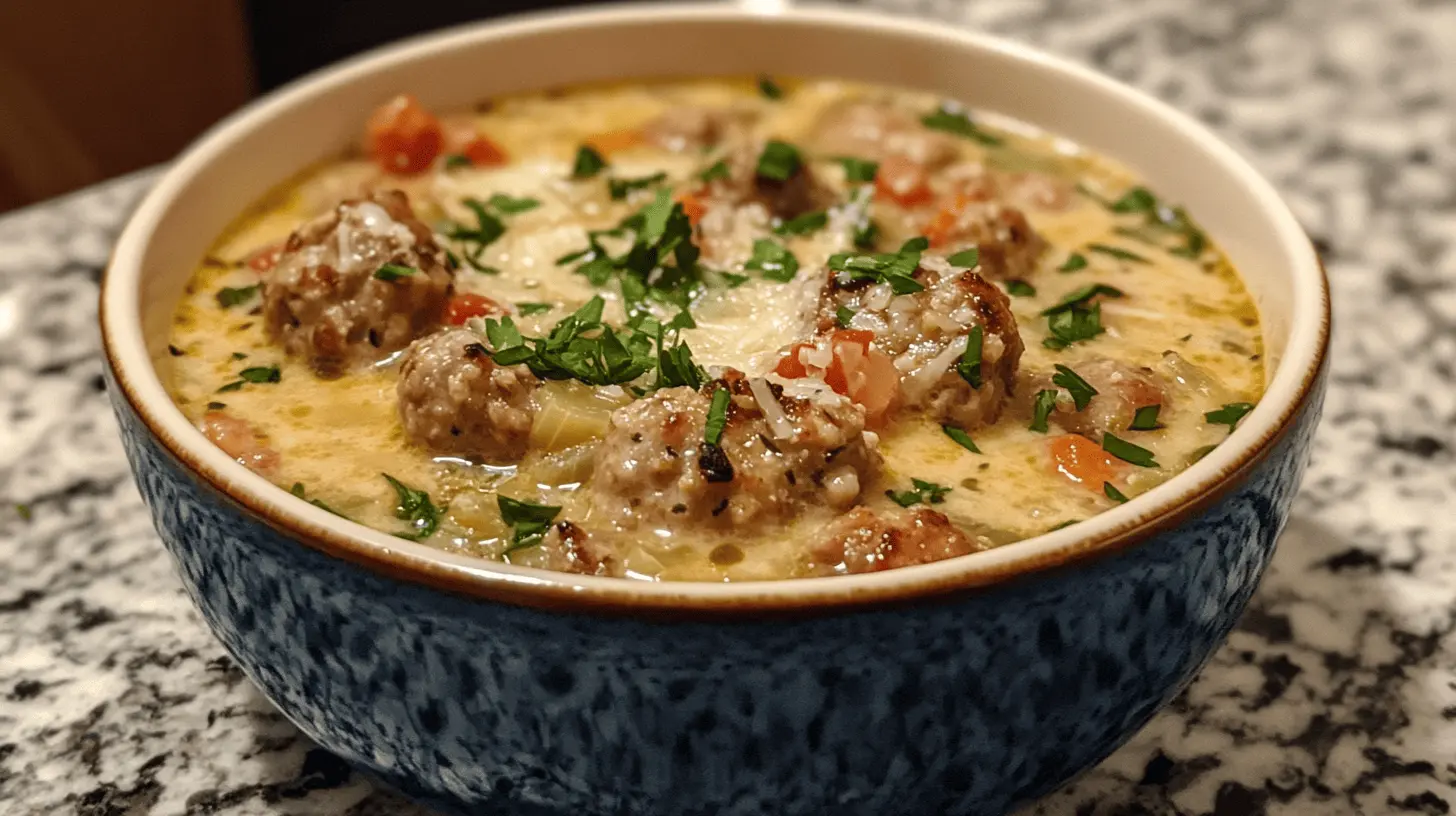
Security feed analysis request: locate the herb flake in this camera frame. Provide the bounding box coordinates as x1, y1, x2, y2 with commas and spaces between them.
382, 474, 442, 540
704, 387, 731, 446
755, 140, 802, 182
1029, 389, 1059, 433
942, 425, 982, 454
1205, 402, 1255, 431
374, 263, 417, 281
571, 145, 607, 179
886, 478, 952, 508
1102, 433, 1159, 468
498, 495, 561, 553
1129, 404, 1162, 431
746, 239, 799, 282
1051, 364, 1097, 411
921, 106, 1003, 146
216, 284, 261, 309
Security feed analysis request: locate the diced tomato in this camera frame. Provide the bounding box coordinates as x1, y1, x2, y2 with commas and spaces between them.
874, 156, 933, 208
444, 293, 506, 325
774, 331, 898, 427
588, 128, 643, 155
246, 243, 284, 273
1048, 434, 1124, 489
462, 134, 508, 167
365, 94, 443, 175
924, 192, 972, 247
676, 191, 707, 226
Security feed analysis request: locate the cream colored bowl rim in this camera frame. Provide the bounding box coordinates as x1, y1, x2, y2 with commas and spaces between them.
101, 3, 1330, 617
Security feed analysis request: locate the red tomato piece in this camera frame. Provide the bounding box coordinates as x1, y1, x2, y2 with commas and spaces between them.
463, 134, 508, 167
246, 243, 284, 273
1048, 434, 1124, 488
365, 94, 443, 175
444, 293, 505, 325
874, 156, 934, 208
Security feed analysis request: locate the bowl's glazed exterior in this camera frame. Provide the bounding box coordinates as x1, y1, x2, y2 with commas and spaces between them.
100, 6, 1330, 815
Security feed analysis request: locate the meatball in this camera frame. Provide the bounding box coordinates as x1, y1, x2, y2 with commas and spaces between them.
1024, 357, 1167, 439
702, 140, 834, 220
805, 506, 980, 576
642, 106, 753, 152
925, 198, 1046, 280
590, 372, 880, 530
396, 328, 540, 463
819, 263, 1023, 429
809, 99, 961, 170
262, 190, 453, 377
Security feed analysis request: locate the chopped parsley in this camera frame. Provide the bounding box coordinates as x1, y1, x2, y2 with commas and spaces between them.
571, 145, 607, 179
921, 105, 1003, 146
1006, 279, 1036, 297
486, 193, 541, 214
653, 335, 707, 390
1104, 482, 1130, 504
1041, 284, 1125, 316
230, 352, 248, 361
1102, 433, 1159, 468
1051, 364, 1097, 410
374, 263, 417, 281
1087, 243, 1150, 265
719, 271, 750, 288
607, 172, 668, 200
755, 140, 802, 182
1083, 184, 1209, 259
482, 298, 651, 386
827, 236, 928, 295
704, 387, 731, 446
1043, 304, 1106, 350
957, 326, 984, 388
443, 153, 473, 169
498, 495, 561, 553
1205, 402, 1255, 431
853, 219, 880, 250
1058, 253, 1088, 273
946, 247, 981, 268
446, 197, 523, 272
758, 75, 784, 99
698, 159, 731, 182
515, 302, 553, 316
561, 189, 703, 308
216, 284, 261, 309
1189, 444, 1219, 463
774, 211, 828, 236
886, 478, 952, 508
746, 239, 799, 282
1048, 519, 1080, 531
1129, 404, 1162, 431
835, 305, 856, 328
238, 365, 280, 384
382, 474, 442, 540
1029, 389, 1059, 433
289, 482, 347, 517
216, 381, 244, 393
14, 504, 32, 522
835, 156, 879, 183
942, 425, 982, 454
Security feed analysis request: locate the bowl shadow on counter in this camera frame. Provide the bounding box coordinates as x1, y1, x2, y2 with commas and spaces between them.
228, 511, 1436, 816
1015, 510, 1448, 815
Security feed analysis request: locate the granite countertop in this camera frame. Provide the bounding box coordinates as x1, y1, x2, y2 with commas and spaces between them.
2, 0, 1453, 813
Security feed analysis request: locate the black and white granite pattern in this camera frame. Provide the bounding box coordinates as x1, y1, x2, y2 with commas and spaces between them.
2, 0, 1453, 813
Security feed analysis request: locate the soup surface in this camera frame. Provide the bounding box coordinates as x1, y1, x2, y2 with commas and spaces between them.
166, 77, 1263, 581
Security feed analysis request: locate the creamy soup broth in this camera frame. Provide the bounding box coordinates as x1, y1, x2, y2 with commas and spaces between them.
166, 77, 1263, 581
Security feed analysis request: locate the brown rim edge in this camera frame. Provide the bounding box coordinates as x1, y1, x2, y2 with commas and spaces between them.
99, 246, 1331, 620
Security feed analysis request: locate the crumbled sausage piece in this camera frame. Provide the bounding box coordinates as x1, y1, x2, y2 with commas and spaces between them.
926, 200, 1046, 280
396, 327, 540, 463
805, 506, 981, 575
262, 190, 453, 377
590, 372, 880, 530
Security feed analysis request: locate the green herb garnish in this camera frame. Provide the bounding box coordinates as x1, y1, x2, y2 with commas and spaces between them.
1041, 284, 1125, 316
1058, 253, 1088, 273
1104, 482, 1129, 504
704, 387, 731, 446
1087, 243, 1150, 264
571, 145, 607, 179
699, 159, 731, 182
1051, 364, 1097, 410
1006, 279, 1036, 297
443, 154, 472, 169
827, 236, 928, 294
238, 365, 280, 384
1029, 389, 1059, 433
835, 156, 879, 183
289, 482, 347, 517
1129, 404, 1162, 431
942, 425, 982, 454
719, 271, 750, 288
921, 105, 1003, 146
1043, 304, 1106, 350
755, 140, 802, 181
1205, 402, 1255, 431
1189, 444, 1219, 463
608, 172, 668, 200
946, 247, 981, 268
957, 325, 984, 388
374, 263, 417, 281
382, 474, 442, 540
1102, 433, 1159, 468
216, 381, 244, 393
230, 352, 248, 361
498, 495, 561, 553
516, 302, 553, 316
835, 305, 856, 328
746, 239, 800, 282
486, 193, 541, 214
215, 284, 261, 309
886, 478, 952, 508
758, 76, 784, 99
774, 211, 828, 236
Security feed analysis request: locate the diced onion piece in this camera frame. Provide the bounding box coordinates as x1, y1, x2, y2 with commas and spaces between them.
748, 377, 795, 440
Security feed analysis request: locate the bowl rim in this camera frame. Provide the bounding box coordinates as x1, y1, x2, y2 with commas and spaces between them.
100, 2, 1331, 618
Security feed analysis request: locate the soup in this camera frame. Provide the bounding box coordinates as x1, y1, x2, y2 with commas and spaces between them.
165, 77, 1263, 581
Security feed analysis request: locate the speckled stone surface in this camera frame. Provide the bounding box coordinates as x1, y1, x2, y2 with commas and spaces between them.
1, 0, 1452, 813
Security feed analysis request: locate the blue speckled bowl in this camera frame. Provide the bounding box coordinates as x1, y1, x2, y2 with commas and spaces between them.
99, 6, 1330, 815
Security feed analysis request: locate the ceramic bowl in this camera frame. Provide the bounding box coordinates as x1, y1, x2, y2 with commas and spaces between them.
100, 5, 1330, 815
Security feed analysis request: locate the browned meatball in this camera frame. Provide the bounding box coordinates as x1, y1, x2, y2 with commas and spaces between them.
590, 372, 880, 530
805, 506, 981, 576
396, 328, 540, 464
262, 190, 453, 377
641, 106, 753, 152
819, 264, 1023, 429
809, 99, 961, 170
701, 140, 834, 220
1022, 357, 1168, 440
927, 200, 1046, 281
